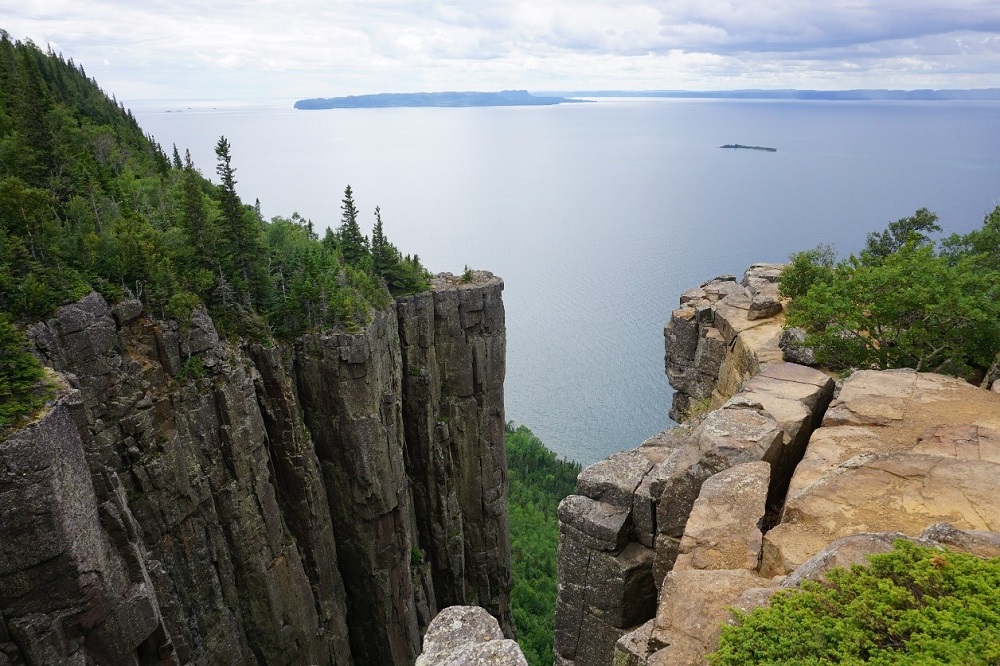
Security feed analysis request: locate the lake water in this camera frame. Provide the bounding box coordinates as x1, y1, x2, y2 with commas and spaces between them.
134, 98, 1000, 465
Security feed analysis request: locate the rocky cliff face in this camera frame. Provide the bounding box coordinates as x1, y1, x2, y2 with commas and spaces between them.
557, 263, 1000, 666
0, 272, 511, 665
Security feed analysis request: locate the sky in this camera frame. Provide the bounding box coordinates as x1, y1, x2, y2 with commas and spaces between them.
4, 0, 1000, 103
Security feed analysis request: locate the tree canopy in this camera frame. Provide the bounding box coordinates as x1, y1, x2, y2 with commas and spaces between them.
780, 207, 1000, 380
0, 34, 428, 340
505, 423, 581, 666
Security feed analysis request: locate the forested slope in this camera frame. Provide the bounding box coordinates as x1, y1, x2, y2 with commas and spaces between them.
0, 34, 426, 428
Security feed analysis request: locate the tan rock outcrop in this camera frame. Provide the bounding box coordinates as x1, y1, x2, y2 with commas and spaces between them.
597, 266, 1000, 666
664, 265, 788, 422
556, 355, 832, 666
762, 369, 1000, 577
674, 462, 770, 572
647, 569, 777, 665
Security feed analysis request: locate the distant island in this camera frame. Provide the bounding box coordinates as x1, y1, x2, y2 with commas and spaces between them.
294, 90, 584, 110
543, 88, 1000, 101
720, 143, 777, 152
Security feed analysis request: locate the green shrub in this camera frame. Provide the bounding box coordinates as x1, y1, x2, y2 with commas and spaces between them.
0, 315, 53, 430
178, 356, 205, 381
778, 243, 836, 300
710, 540, 1000, 665
165, 291, 201, 329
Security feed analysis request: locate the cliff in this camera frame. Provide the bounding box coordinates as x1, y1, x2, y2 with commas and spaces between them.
0, 272, 511, 665
555, 264, 1000, 666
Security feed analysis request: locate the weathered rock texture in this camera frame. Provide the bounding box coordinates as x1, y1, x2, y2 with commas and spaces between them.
2, 272, 511, 665
762, 369, 1000, 577
664, 264, 786, 422
591, 266, 1000, 666
416, 606, 526, 666
553, 360, 834, 666
555, 263, 839, 666
398, 276, 512, 634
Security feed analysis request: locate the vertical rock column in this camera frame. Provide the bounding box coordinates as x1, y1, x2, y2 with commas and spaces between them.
294, 310, 423, 664
27, 293, 338, 665
250, 345, 354, 664
397, 272, 514, 637
664, 265, 786, 422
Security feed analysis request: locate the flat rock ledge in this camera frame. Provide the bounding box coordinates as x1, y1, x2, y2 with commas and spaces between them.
615, 369, 1000, 666
417, 606, 527, 666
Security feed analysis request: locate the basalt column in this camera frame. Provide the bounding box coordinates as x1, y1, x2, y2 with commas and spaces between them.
294, 310, 424, 664
397, 272, 514, 636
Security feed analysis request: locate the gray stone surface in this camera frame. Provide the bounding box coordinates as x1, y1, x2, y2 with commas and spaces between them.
397, 273, 513, 636
558, 495, 633, 553
0, 399, 167, 665
779, 327, 816, 365
416, 606, 527, 666
6, 275, 512, 666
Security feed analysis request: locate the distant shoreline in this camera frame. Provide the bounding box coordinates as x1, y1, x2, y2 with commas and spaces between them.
294, 90, 584, 110
547, 88, 1000, 101
720, 143, 777, 152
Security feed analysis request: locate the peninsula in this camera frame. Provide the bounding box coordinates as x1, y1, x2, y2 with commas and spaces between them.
294, 90, 582, 109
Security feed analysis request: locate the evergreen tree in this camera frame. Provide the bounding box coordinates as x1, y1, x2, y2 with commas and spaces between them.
171, 144, 182, 169
371, 206, 397, 278
213, 135, 266, 303
11, 46, 55, 189
337, 184, 369, 266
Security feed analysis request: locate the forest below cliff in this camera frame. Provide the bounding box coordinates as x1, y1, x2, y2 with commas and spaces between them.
506, 423, 581, 665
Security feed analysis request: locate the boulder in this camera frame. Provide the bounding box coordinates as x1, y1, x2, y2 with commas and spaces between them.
778, 327, 815, 365
416, 606, 526, 666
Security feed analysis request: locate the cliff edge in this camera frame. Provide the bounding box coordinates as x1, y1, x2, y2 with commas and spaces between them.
0, 271, 511, 665
556, 263, 1000, 666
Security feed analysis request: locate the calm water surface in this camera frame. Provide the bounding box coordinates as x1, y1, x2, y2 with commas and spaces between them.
134, 98, 1000, 464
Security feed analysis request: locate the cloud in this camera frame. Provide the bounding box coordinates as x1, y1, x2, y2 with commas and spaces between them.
3, 0, 998, 99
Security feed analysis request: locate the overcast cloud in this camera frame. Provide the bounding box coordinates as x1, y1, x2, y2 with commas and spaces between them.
3, 0, 998, 102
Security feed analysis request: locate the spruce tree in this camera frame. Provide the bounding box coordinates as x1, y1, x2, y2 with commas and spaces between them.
213, 136, 266, 306
337, 185, 369, 266
371, 206, 398, 278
